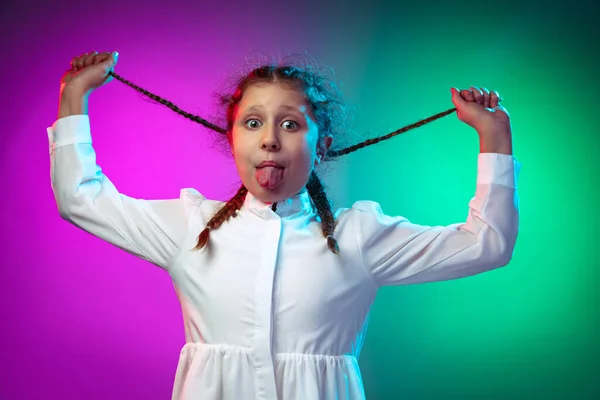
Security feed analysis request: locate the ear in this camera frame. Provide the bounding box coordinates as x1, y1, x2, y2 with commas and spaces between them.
315, 134, 333, 166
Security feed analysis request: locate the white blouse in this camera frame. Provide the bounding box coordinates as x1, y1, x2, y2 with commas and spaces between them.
48, 115, 521, 400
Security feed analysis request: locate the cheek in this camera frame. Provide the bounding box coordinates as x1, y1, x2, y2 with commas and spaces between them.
230, 132, 249, 169
290, 135, 318, 168
231, 129, 248, 155
306, 131, 320, 160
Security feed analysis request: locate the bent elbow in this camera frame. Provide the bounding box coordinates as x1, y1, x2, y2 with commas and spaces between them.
488, 232, 518, 269
58, 204, 74, 221
496, 248, 515, 268
57, 198, 77, 222
55, 190, 86, 223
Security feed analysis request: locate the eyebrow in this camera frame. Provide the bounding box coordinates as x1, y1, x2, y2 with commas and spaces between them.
242, 105, 304, 114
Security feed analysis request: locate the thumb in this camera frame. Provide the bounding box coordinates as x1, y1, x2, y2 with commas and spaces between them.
95, 51, 119, 87
102, 51, 119, 72
450, 87, 466, 109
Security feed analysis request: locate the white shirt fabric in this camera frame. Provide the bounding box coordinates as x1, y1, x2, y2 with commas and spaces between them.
47, 115, 521, 400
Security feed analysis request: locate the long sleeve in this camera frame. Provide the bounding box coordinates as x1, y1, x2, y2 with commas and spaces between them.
353, 153, 521, 287
48, 115, 193, 271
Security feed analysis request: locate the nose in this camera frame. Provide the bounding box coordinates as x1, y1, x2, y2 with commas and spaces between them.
259, 126, 280, 151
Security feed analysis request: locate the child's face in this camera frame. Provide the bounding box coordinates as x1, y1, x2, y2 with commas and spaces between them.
231, 82, 331, 203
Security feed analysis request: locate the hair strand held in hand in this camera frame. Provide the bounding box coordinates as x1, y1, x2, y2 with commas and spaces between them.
107, 70, 464, 158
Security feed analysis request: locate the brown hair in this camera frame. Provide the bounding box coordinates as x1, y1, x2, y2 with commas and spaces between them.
108, 64, 458, 255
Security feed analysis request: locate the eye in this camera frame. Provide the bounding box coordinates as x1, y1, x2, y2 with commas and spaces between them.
244, 119, 262, 129
281, 120, 298, 130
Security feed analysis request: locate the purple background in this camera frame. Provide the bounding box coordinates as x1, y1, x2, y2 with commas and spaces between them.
1, 1, 369, 398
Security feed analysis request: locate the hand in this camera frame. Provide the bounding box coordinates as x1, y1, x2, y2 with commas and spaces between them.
451, 86, 513, 154
60, 51, 119, 96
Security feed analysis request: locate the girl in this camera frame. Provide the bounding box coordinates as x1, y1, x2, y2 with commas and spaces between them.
49, 51, 520, 400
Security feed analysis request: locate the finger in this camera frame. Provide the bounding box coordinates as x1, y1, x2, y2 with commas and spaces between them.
99, 51, 111, 62
70, 57, 78, 71
461, 89, 475, 102
490, 90, 500, 108
481, 87, 490, 108
470, 86, 483, 105
106, 51, 119, 68
451, 87, 468, 107
83, 51, 98, 67
76, 53, 87, 70
96, 52, 119, 82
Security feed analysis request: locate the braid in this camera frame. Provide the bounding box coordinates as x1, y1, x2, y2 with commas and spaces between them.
306, 171, 339, 254
107, 70, 501, 256
194, 185, 248, 251
327, 108, 455, 157
107, 70, 473, 156
108, 72, 227, 134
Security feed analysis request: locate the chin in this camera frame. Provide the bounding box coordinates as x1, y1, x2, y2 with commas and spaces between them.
249, 182, 302, 203
251, 186, 286, 203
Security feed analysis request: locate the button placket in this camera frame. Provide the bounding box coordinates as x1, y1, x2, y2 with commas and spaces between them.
252, 213, 282, 399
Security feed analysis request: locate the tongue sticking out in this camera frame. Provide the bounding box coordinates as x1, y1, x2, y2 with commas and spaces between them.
256, 166, 284, 190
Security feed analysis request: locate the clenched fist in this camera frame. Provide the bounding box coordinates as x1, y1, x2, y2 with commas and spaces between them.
57, 51, 118, 118
451, 86, 513, 155
60, 51, 119, 96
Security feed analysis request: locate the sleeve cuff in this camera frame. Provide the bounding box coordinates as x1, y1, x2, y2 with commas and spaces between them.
47, 114, 92, 154
477, 153, 521, 189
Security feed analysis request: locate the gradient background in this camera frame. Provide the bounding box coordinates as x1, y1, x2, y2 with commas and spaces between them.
1, 0, 599, 399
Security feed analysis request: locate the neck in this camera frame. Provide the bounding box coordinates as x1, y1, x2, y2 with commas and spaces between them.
243, 188, 312, 216
252, 188, 307, 205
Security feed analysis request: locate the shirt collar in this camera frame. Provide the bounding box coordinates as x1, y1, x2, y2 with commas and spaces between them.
242, 188, 314, 218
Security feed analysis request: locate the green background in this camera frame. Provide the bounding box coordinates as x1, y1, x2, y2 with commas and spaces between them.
323, 2, 600, 399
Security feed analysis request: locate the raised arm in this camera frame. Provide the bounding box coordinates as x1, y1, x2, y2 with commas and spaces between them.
353, 86, 521, 286
352, 152, 520, 287
50, 51, 195, 270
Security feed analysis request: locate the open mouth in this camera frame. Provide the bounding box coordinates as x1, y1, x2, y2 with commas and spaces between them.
257, 161, 284, 169
256, 161, 285, 189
